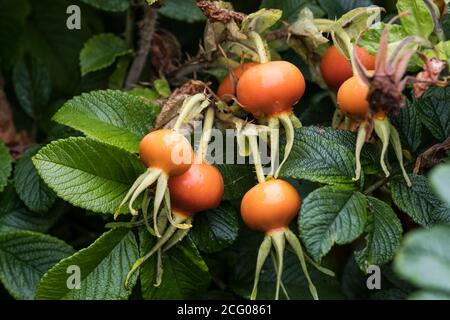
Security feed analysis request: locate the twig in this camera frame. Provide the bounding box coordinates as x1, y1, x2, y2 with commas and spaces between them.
124, 7, 158, 90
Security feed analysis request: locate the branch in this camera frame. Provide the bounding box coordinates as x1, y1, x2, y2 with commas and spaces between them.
124, 7, 158, 90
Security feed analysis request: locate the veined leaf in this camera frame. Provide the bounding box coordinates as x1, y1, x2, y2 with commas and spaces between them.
36, 228, 139, 299
390, 174, 450, 226
33, 137, 145, 214
299, 186, 367, 261
159, 0, 205, 23
397, 0, 434, 40
355, 197, 403, 272
53, 90, 160, 153
0, 231, 74, 300
14, 145, 56, 213
80, 33, 130, 76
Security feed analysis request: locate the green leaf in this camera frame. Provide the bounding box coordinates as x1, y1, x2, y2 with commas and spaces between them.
391, 101, 422, 152
429, 161, 450, 207
360, 23, 407, 56
318, 0, 374, 19
410, 290, 450, 300
355, 197, 403, 272
397, 0, 434, 39
12, 56, 51, 119
415, 87, 450, 142
395, 225, 450, 294
109, 55, 132, 89
33, 137, 145, 214
159, 0, 205, 23
80, 0, 130, 12
140, 231, 210, 299
280, 127, 376, 186
36, 228, 139, 299
390, 174, 450, 226
0, 0, 30, 70
0, 184, 60, 233
80, 33, 130, 76
14, 145, 56, 213
52, 90, 160, 153
216, 164, 256, 201
190, 203, 239, 253
299, 186, 367, 261
127, 87, 159, 102
0, 141, 12, 193
0, 231, 74, 300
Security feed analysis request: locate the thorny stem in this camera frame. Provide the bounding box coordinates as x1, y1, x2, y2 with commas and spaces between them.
124, 7, 157, 90
249, 31, 269, 64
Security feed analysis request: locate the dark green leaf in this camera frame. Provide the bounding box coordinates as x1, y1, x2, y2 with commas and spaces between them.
280, 127, 377, 186
261, 0, 325, 21
80, 0, 130, 12
52, 90, 160, 153
395, 225, 450, 294
14, 145, 56, 213
0, 0, 30, 70
80, 33, 130, 76
0, 141, 12, 193
299, 186, 367, 261
429, 161, 450, 207
415, 87, 450, 142
140, 231, 210, 300
190, 203, 239, 253
390, 174, 450, 226
36, 228, 138, 299
0, 231, 74, 299
159, 0, 205, 23
391, 101, 422, 152
12, 56, 51, 119
0, 184, 60, 233
355, 197, 403, 272
216, 164, 256, 201
33, 137, 145, 214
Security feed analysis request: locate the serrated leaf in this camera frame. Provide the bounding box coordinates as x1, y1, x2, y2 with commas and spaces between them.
0, 0, 30, 70
0, 231, 74, 300
159, 0, 205, 23
337, 6, 382, 40
190, 203, 239, 253
355, 197, 403, 272
0, 184, 60, 233
391, 101, 422, 152
52, 90, 160, 153
12, 56, 51, 119
14, 145, 56, 213
80, 0, 129, 12
299, 186, 367, 261
36, 228, 138, 299
360, 23, 407, 55
318, 0, 374, 19
415, 87, 450, 142
80, 33, 130, 76
140, 231, 210, 299
0, 141, 12, 193
395, 225, 450, 295
429, 161, 450, 207
397, 0, 434, 39
33, 137, 145, 214
280, 127, 376, 186
390, 174, 450, 226
215, 164, 256, 201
